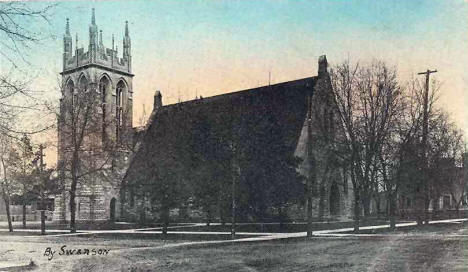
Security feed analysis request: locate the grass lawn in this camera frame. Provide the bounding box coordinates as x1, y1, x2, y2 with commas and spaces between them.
0, 231, 71, 236
2, 220, 466, 271
139, 219, 406, 233
72, 232, 260, 241
44, 235, 468, 272
342, 221, 468, 235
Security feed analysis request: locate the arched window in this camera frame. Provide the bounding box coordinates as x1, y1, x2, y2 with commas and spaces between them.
78, 75, 88, 93
99, 76, 110, 145
66, 79, 75, 107
116, 80, 127, 142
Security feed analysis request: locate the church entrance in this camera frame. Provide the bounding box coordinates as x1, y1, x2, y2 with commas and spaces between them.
110, 198, 116, 222
329, 183, 340, 216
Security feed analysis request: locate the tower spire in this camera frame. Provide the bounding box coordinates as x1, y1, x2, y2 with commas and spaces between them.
66, 18, 70, 35
91, 8, 96, 25
63, 18, 72, 53
63, 18, 72, 70
89, 8, 98, 61
123, 20, 131, 72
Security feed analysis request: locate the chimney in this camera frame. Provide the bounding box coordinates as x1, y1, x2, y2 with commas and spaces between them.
154, 90, 162, 110
318, 55, 328, 76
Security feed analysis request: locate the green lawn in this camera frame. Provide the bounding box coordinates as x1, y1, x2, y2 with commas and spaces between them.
1, 221, 466, 272
139, 219, 405, 233
342, 221, 468, 235
43, 235, 468, 272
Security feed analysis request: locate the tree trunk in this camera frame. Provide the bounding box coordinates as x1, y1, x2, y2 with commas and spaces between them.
353, 189, 360, 233
3, 196, 13, 232
206, 207, 211, 226
306, 186, 313, 237
361, 191, 371, 218
161, 202, 169, 235
40, 210, 46, 235
219, 202, 226, 226
69, 188, 77, 233
1, 159, 13, 232
22, 204, 26, 228
278, 206, 285, 231
389, 192, 396, 230
318, 184, 325, 221
375, 194, 381, 219
385, 195, 390, 220
424, 196, 430, 225
139, 209, 146, 225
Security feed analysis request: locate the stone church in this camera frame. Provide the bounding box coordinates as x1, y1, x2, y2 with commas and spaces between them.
54, 10, 354, 223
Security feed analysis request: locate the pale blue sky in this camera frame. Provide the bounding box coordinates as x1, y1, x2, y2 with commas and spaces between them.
3, 1, 467, 159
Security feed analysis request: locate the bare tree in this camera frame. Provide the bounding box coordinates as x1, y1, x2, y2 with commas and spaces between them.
330, 60, 402, 231
378, 77, 425, 229
0, 2, 56, 134
57, 81, 114, 233
31, 167, 61, 235
0, 134, 21, 232
10, 134, 36, 228
0, 2, 55, 66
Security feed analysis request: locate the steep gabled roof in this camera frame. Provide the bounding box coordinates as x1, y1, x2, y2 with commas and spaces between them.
123, 76, 318, 186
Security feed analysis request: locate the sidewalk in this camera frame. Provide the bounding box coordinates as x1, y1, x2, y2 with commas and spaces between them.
1, 217, 465, 238
0, 218, 466, 270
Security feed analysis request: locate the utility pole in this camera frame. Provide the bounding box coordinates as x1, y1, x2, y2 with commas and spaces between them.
417, 69, 437, 225
37, 144, 46, 171
231, 154, 240, 240
231, 164, 236, 239
36, 144, 46, 235
306, 95, 314, 237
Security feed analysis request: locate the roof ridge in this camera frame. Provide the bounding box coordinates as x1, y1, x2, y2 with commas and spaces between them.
162, 76, 317, 109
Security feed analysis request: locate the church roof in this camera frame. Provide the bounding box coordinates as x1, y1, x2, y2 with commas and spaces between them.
123, 76, 318, 186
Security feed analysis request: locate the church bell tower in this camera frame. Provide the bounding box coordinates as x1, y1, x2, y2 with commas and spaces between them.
55, 9, 134, 222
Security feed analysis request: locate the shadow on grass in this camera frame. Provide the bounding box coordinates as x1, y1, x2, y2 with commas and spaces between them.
339, 222, 468, 234
74, 232, 262, 241
0, 231, 72, 236
0, 260, 36, 271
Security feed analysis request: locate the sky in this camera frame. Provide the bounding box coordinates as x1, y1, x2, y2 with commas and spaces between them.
3, 0, 468, 165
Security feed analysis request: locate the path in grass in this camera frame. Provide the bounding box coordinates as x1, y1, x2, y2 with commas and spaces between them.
42, 233, 468, 272
1, 218, 467, 271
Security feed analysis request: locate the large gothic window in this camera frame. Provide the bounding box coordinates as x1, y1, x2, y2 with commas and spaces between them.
78, 75, 88, 93
99, 76, 110, 145
66, 79, 75, 108
116, 80, 126, 143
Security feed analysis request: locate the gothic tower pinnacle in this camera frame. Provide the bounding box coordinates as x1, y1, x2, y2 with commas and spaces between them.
89, 8, 98, 61
63, 18, 72, 69
123, 21, 131, 72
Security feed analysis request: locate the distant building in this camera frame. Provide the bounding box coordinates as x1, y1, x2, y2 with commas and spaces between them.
398, 155, 468, 217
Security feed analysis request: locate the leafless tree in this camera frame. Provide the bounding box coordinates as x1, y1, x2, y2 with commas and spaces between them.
0, 134, 20, 232
427, 113, 466, 217
57, 80, 115, 233
10, 134, 36, 228
330, 60, 402, 231
0, 2, 55, 66
378, 77, 425, 229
